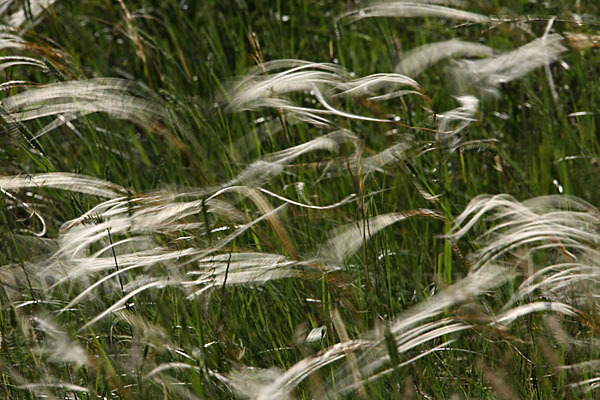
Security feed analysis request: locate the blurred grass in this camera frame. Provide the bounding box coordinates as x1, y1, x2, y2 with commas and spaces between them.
0, 0, 599, 399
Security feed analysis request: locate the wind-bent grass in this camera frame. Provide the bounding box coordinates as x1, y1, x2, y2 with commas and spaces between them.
0, 0, 599, 399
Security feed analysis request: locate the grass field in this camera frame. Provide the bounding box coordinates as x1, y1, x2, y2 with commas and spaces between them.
0, 0, 599, 398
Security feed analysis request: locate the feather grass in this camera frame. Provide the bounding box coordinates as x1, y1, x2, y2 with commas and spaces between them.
0, 0, 598, 399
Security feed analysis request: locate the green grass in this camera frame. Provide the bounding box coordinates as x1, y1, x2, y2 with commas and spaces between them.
0, 0, 599, 398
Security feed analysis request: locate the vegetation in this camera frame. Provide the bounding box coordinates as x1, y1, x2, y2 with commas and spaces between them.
0, 0, 599, 398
